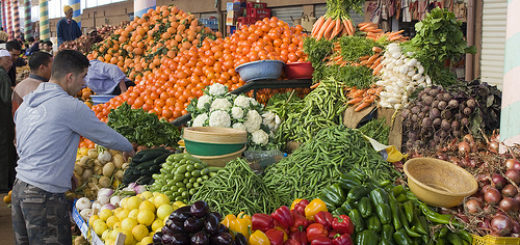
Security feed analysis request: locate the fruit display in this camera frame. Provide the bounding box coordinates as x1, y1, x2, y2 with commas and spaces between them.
149, 153, 212, 203
122, 148, 173, 186
60, 25, 121, 53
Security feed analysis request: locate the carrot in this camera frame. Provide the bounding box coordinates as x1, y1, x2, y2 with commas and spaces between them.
389, 30, 405, 36
341, 18, 353, 36
359, 55, 370, 61
363, 96, 376, 104
347, 19, 355, 35
359, 23, 376, 31
366, 88, 376, 95
310, 83, 321, 89
311, 16, 325, 36
351, 89, 365, 98
372, 63, 383, 75
372, 56, 382, 68
347, 88, 359, 97
329, 18, 340, 39
358, 22, 371, 27
360, 60, 369, 66
355, 102, 372, 112
347, 97, 363, 105
316, 17, 333, 40
323, 18, 336, 40
366, 55, 378, 66
372, 29, 383, 33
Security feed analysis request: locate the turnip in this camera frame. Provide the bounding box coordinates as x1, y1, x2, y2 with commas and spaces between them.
103, 162, 115, 177
99, 176, 111, 188
112, 154, 124, 168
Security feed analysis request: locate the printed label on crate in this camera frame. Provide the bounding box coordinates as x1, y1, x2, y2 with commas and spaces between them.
72, 205, 89, 239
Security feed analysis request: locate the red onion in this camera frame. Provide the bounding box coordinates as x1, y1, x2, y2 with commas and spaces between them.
506, 159, 519, 170
478, 175, 491, 187
493, 174, 507, 189
479, 219, 491, 231
465, 199, 483, 214
513, 220, 520, 234
506, 169, 520, 184
489, 141, 500, 153
484, 187, 502, 204
463, 134, 474, 144
481, 185, 492, 194
502, 184, 518, 197
458, 141, 471, 155
499, 197, 519, 212
514, 162, 520, 172
515, 194, 520, 204
491, 214, 512, 236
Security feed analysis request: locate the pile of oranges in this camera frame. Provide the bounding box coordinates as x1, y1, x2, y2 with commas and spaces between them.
92, 16, 308, 122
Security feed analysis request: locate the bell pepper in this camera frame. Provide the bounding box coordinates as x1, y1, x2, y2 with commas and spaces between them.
306, 223, 328, 242
290, 211, 309, 232
221, 214, 237, 227
328, 231, 337, 240
289, 231, 307, 245
369, 189, 391, 224
314, 211, 334, 230
358, 197, 373, 218
265, 228, 285, 245
332, 215, 354, 235
310, 237, 332, 245
381, 224, 394, 241
231, 216, 251, 240
332, 233, 353, 245
284, 240, 300, 245
367, 216, 381, 232
293, 199, 310, 216
393, 229, 412, 245
250, 230, 271, 245
346, 186, 369, 201
319, 184, 346, 210
272, 206, 294, 229
347, 209, 363, 233
338, 173, 362, 190
252, 213, 275, 232
274, 226, 289, 241
291, 199, 303, 210
355, 230, 379, 245
305, 199, 328, 220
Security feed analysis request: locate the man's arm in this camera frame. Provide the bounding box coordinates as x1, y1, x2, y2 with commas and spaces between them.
118, 79, 128, 93
57, 21, 64, 46
0, 74, 11, 105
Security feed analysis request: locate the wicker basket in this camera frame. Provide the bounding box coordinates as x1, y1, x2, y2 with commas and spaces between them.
472, 234, 520, 245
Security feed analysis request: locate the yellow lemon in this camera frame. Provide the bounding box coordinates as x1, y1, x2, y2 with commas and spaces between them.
139, 200, 156, 213
153, 194, 170, 208
102, 229, 111, 240
142, 236, 153, 244
173, 201, 186, 208
92, 219, 107, 236
109, 229, 120, 240
132, 224, 149, 241
127, 196, 141, 210
151, 219, 164, 231
121, 217, 138, 234
113, 222, 121, 230
89, 215, 100, 226
137, 209, 155, 226
106, 216, 120, 229
141, 191, 153, 200
121, 231, 135, 245
99, 209, 113, 221
156, 204, 174, 220
116, 209, 129, 220
128, 209, 139, 220
120, 197, 128, 209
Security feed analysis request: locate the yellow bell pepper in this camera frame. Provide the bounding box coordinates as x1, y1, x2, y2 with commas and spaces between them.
250, 230, 271, 245
221, 214, 251, 239
304, 198, 328, 220
290, 199, 303, 210
221, 214, 237, 227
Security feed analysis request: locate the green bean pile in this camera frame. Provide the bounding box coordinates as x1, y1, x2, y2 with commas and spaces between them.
190, 158, 283, 215
359, 119, 390, 145
277, 78, 348, 143
263, 125, 398, 205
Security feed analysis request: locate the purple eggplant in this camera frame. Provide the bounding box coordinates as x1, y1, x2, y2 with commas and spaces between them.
170, 206, 192, 222
204, 213, 220, 234
165, 219, 184, 233
153, 232, 163, 243
233, 233, 248, 245
170, 233, 191, 245
184, 216, 204, 232
191, 231, 209, 245
216, 224, 229, 234
190, 200, 209, 218
209, 212, 222, 221
211, 232, 233, 245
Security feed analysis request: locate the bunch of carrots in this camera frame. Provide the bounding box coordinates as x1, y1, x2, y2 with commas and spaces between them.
358, 22, 409, 42
311, 0, 365, 40
327, 43, 385, 75
346, 85, 383, 112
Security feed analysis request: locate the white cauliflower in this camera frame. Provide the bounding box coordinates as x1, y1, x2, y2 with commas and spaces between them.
244, 110, 262, 133
249, 97, 259, 106
232, 123, 247, 131
210, 98, 232, 111
234, 95, 251, 108
251, 130, 269, 146
209, 83, 227, 96
231, 107, 244, 120
192, 113, 209, 127
209, 110, 231, 128
197, 95, 212, 110
262, 111, 281, 131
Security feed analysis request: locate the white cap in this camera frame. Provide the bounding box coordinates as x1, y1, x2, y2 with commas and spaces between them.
0, 49, 10, 57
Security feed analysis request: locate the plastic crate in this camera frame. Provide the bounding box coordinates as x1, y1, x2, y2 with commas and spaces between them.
246, 2, 267, 9
472, 234, 520, 245
247, 8, 270, 19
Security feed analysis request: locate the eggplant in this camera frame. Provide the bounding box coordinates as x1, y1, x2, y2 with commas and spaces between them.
216, 224, 229, 233
205, 213, 220, 234
191, 231, 209, 245
153, 232, 163, 243
191, 200, 209, 218
233, 233, 248, 245
165, 219, 185, 233
210, 212, 222, 221
170, 206, 192, 222
211, 232, 233, 245
167, 233, 190, 245
184, 216, 204, 232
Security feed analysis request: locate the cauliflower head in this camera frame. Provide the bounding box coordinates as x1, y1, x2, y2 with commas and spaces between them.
244, 110, 262, 133
251, 130, 269, 146
234, 95, 251, 108
192, 113, 209, 127
232, 123, 247, 131
231, 107, 245, 120
196, 95, 212, 110
208, 110, 231, 128
210, 98, 232, 112
208, 83, 227, 96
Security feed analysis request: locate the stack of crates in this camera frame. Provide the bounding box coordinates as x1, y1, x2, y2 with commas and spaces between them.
227, 1, 272, 32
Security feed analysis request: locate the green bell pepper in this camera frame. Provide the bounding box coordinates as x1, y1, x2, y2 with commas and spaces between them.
338, 172, 362, 190
369, 188, 392, 224
319, 184, 346, 210
393, 230, 413, 245
347, 186, 370, 201
359, 197, 373, 218
348, 209, 364, 232
367, 216, 381, 232
382, 224, 394, 241
355, 230, 379, 245
389, 193, 402, 230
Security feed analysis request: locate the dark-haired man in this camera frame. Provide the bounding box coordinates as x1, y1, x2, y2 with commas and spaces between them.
6, 40, 22, 86
42, 40, 53, 54
0, 50, 15, 192
12, 51, 53, 112
25, 37, 40, 56
11, 50, 133, 244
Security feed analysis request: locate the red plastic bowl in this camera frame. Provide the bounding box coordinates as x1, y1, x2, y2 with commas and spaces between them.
285, 62, 314, 79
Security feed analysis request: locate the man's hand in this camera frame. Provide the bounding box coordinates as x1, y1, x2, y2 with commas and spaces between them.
71, 175, 78, 191
123, 150, 135, 162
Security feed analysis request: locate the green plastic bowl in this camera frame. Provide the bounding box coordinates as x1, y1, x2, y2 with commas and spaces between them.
183, 138, 245, 156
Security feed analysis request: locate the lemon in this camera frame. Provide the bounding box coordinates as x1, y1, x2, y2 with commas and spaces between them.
99, 209, 113, 221
141, 191, 153, 200
113, 207, 123, 215
151, 219, 163, 231
121, 230, 135, 245
128, 209, 139, 220
102, 229, 111, 240
92, 219, 108, 236
106, 216, 120, 229
89, 215, 100, 225
156, 204, 174, 220
153, 194, 170, 208
113, 222, 121, 230
137, 209, 155, 226
173, 201, 186, 208
132, 224, 149, 241
120, 197, 128, 209
109, 229, 120, 240
142, 236, 153, 244
121, 217, 138, 234
116, 209, 129, 220
127, 196, 142, 210
139, 200, 156, 213
149, 231, 155, 237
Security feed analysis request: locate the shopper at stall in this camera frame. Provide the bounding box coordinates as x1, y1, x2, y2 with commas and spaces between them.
6, 40, 22, 87
0, 49, 15, 192
57, 5, 82, 47
24, 37, 40, 56
85, 59, 134, 95
12, 51, 53, 112
11, 50, 133, 244
42, 40, 54, 54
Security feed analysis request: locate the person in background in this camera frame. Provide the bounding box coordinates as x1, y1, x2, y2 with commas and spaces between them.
0, 28, 8, 43
11, 50, 133, 244
6, 40, 23, 87
42, 40, 53, 54
12, 51, 53, 112
0, 49, 16, 192
57, 5, 82, 47
24, 37, 40, 56
85, 59, 134, 95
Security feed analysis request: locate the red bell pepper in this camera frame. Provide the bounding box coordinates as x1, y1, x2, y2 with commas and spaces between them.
332, 233, 352, 245
284, 240, 300, 245
306, 223, 328, 242
290, 211, 309, 232
293, 199, 310, 216
252, 213, 275, 232
289, 231, 307, 245
332, 215, 354, 235
272, 206, 294, 229
328, 231, 338, 239
310, 237, 332, 245
265, 228, 284, 245
314, 211, 334, 230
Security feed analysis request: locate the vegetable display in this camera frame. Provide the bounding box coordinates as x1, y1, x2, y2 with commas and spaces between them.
311, 0, 363, 40
122, 147, 173, 186
149, 153, 213, 203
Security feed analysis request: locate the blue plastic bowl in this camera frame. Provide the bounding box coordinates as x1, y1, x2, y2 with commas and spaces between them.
235, 60, 285, 82
90, 95, 116, 105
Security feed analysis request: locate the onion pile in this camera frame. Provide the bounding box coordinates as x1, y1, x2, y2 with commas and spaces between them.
59, 25, 122, 54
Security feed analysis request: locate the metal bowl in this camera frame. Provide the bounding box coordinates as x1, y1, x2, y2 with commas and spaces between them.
235, 60, 285, 82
